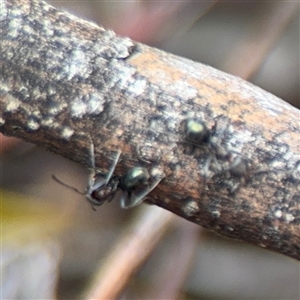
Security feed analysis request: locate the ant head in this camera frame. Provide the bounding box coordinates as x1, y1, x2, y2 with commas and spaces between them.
88, 176, 119, 206
184, 118, 210, 145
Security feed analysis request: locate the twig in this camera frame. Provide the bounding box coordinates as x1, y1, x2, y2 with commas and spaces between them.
145, 219, 200, 299
84, 206, 174, 299
1, 0, 299, 260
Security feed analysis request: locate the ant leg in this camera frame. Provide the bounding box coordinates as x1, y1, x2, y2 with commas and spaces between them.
87, 200, 97, 211
122, 177, 164, 209
210, 117, 229, 152
105, 150, 121, 184
218, 117, 229, 138
89, 138, 96, 169
118, 190, 129, 209
87, 150, 121, 194
203, 156, 212, 179
85, 136, 97, 194
51, 137, 98, 194
229, 156, 247, 178
52, 174, 98, 210
87, 134, 121, 182
212, 155, 222, 171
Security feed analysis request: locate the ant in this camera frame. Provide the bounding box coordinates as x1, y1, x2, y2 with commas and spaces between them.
117, 166, 163, 209
183, 117, 248, 179
53, 139, 163, 209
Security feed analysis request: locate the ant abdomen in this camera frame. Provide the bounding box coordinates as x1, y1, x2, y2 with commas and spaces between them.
117, 167, 163, 209
119, 167, 150, 191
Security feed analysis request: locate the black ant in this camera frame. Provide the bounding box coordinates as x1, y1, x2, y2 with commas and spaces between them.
53, 140, 163, 209
183, 117, 248, 179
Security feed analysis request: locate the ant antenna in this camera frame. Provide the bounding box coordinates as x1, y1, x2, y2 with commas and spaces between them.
52, 174, 85, 195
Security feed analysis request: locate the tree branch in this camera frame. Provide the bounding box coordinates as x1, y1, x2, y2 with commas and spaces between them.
1, 0, 299, 260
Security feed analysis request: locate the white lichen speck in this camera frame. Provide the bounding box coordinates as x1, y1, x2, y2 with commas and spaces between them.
183, 199, 199, 217
61, 127, 74, 140
0, 117, 5, 126
128, 79, 147, 96
5, 96, 21, 112
274, 210, 282, 218
70, 99, 87, 118
27, 118, 40, 131
87, 93, 104, 115
285, 213, 295, 223
66, 48, 90, 80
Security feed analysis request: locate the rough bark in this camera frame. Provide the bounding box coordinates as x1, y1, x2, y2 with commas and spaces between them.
1, 0, 299, 260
